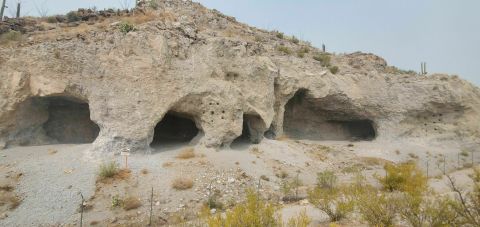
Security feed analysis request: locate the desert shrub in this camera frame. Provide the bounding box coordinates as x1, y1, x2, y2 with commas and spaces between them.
377, 162, 427, 196
206, 194, 224, 210
356, 187, 399, 227
297, 46, 309, 58
274, 30, 284, 39
176, 147, 195, 159
291, 36, 299, 44
66, 11, 80, 22
277, 45, 292, 55
399, 194, 458, 227
111, 195, 122, 208
328, 66, 339, 74
149, 0, 159, 9
0, 31, 22, 44
281, 175, 303, 202
460, 150, 470, 157
119, 22, 135, 34
123, 196, 142, 211
276, 170, 289, 179
98, 162, 119, 179
172, 177, 194, 190
316, 171, 337, 189
287, 209, 311, 227
308, 172, 354, 222
0, 194, 21, 210
313, 53, 331, 67
447, 166, 480, 226
206, 189, 281, 227
46, 16, 58, 23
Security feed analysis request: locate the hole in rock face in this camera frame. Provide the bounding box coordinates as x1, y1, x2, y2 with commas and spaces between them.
150, 112, 199, 147
42, 97, 99, 143
283, 90, 376, 141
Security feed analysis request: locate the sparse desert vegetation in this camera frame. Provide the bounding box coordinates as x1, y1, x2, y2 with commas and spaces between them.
172, 177, 194, 190
176, 147, 196, 159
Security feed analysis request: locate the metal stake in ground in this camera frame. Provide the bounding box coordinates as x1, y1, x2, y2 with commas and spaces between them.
426, 160, 429, 178
472, 150, 475, 166
149, 187, 153, 226
79, 192, 84, 227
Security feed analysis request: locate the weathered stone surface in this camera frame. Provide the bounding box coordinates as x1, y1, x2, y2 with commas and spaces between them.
0, 0, 479, 154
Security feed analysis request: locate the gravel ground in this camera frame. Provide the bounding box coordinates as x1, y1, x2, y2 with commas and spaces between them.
0, 144, 97, 227
0, 138, 477, 226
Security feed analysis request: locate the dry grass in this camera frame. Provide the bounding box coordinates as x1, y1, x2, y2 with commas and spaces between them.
162, 162, 174, 168
277, 135, 290, 141
0, 193, 21, 210
123, 196, 142, 211
97, 166, 131, 184
0, 185, 13, 192
360, 157, 394, 166
176, 147, 195, 159
172, 177, 194, 190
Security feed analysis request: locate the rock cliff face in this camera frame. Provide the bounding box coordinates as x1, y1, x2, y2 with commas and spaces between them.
1, 0, 479, 154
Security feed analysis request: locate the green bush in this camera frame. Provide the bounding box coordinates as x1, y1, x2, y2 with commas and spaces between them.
119, 22, 135, 34
98, 162, 118, 179
329, 66, 339, 74
313, 53, 331, 67
377, 162, 427, 196
308, 185, 354, 222
316, 171, 337, 189
297, 46, 309, 58
66, 11, 80, 22
206, 189, 280, 227
309, 171, 353, 222
277, 46, 292, 55
274, 30, 284, 39
356, 188, 399, 227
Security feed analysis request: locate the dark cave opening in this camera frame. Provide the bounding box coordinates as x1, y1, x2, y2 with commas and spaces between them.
39, 96, 99, 144
283, 90, 376, 141
150, 112, 199, 147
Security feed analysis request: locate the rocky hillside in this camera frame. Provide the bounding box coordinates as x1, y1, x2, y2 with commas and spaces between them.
1, 0, 479, 155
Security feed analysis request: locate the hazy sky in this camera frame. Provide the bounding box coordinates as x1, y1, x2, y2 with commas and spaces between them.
4, 0, 479, 86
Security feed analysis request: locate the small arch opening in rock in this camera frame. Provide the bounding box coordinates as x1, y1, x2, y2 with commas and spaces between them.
231, 114, 265, 149
42, 97, 100, 144
283, 90, 376, 141
12, 96, 100, 146
150, 112, 200, 148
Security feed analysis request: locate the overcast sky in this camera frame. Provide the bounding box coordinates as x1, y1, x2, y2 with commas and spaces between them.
4, 0, 479, 86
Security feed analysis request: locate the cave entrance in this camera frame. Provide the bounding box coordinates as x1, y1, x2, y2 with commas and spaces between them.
29, 96, 99, 144
283, 90, 376, 141
150, 112, 199, 147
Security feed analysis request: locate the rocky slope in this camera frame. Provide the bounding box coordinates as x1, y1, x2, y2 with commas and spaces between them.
0, 0, 479, 155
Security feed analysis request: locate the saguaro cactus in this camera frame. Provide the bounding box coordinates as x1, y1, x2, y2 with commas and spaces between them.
16, 2, 21, 18
0, 0, 6, 21
420, 62, 428, 75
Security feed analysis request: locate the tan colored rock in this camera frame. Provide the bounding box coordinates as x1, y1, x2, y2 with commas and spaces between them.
0, 0, 479, 154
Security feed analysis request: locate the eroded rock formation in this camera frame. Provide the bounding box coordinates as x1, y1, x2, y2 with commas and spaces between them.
0, 0, 479, 155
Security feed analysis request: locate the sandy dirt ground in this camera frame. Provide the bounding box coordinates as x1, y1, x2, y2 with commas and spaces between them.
0, 138, 478, 226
